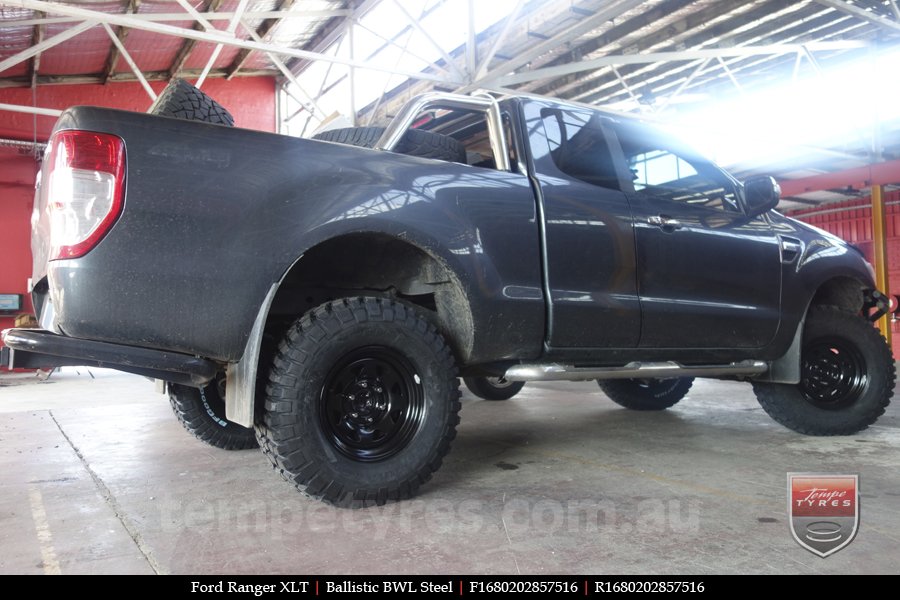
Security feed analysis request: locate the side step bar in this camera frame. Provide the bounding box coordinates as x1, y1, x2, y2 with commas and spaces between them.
504, 360, 768, 382
1, 328, 218, 386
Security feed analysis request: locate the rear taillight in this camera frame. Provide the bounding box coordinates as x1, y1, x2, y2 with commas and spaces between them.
44, 130, 125, 260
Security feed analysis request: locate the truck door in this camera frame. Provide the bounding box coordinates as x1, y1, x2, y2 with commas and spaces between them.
609, 120, 782, 348
522, 101, 640, 348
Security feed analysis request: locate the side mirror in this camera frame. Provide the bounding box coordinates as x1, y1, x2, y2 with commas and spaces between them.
743, 175, 781, 217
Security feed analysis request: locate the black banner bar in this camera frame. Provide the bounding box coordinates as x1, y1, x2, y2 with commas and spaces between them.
5, 575, 880, 593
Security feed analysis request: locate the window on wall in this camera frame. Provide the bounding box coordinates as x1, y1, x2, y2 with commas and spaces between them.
613, 122, 739, 212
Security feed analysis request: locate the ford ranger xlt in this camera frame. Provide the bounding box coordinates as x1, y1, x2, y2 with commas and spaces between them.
2, 81, 893, 506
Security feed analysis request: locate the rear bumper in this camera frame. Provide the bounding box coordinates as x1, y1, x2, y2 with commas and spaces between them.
1, 328, 217, 386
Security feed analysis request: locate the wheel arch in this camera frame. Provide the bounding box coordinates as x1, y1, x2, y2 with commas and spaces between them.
761, 274, 874, 384
266, 232, 475, 360
223, 231, 475, 428
807, 275, 868, 313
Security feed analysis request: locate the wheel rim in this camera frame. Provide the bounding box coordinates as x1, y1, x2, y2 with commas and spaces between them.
799, 337, 868, 410
485, 376, 515, 389
319, 346, 425, 462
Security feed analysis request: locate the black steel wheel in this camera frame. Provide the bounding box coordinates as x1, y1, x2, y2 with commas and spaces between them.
799, 337, 868, 410
463, 376, 525, 401
598, 377, 694, 410
256, 297, 460, 507
320, 346, 426, 461
168, 374, 257, 450
754, 306, 895, 435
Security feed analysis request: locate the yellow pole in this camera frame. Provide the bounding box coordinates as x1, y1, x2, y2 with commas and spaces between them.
871, 184, 892, 344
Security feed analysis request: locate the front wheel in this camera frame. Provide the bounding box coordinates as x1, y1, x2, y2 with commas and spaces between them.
256, 297, 461, 506
598, 377, 694, 410
463, 376, 525, 401
753, 306, 895, 435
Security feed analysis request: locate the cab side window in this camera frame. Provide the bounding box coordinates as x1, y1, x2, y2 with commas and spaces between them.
613, 122, 739, 212
540, 108, 620, 190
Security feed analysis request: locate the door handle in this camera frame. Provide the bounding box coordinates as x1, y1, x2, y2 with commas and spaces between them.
648, 215, 682, 232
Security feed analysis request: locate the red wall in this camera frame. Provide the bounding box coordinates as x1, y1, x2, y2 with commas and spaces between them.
788, 191, 900, 357
0, 77, 276, 349
0, 148, 38, 329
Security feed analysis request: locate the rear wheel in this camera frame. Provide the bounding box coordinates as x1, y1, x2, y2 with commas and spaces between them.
256, 297, 460, 507
598, 377, 694, 410
753, 306, 894, 435
463, 376, 525, 401
168, 375, 257, 450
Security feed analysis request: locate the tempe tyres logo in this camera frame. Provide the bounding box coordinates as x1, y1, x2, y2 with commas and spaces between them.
788, 474, 858, 557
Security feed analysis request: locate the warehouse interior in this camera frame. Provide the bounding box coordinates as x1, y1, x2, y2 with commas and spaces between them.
1, 0, 899, 574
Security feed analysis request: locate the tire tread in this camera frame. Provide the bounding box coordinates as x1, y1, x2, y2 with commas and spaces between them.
753, 306, 895, 435
255, 297, 461, 507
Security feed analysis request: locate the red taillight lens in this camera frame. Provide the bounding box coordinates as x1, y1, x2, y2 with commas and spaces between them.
44, 130, 125, 260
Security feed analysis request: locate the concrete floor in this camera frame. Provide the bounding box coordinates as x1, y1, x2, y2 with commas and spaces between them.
0, 367, 898, 575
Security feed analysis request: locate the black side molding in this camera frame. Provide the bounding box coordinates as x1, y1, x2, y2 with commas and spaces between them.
1, 328, 218, 386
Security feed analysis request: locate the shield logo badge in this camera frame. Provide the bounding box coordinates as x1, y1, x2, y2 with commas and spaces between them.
788, 473, 858, 557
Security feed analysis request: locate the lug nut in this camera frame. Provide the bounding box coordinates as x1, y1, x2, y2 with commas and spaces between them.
350, 412, 358, 418
366, 417, 374, 423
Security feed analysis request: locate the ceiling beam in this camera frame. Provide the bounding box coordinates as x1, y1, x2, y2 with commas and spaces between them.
0, 102, 62, 117
286, 0, 382, 76
568, 4, 853, 106
174, 0, 215, 31
102, 0, 139, 85
101, 21, 156, 100
464, 0, 646, 92
493, 40, 867, 87
226, 0, 294, 80
0, 69, 278, 88
890, 0, 900, 20
353, 20, 453, 78
27, 11, 44, 86
0, 18, 96, 75
389, 0, 463, 79
169, 0, 224, 82
2, 9, 351, 28
523, 0, 707, 95
0, 0, 457, 84
815, 0, 900, 32
196, 0, 249, 87
241, 18, 325, 118
531, 0, 807, 99
582, 16, 867, 107
474, 0, 525, 80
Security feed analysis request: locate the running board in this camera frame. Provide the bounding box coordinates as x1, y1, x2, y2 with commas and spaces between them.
503, 360, 768, 382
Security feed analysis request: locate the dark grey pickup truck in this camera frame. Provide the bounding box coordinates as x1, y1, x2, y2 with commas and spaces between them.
3, 84, 894, 506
